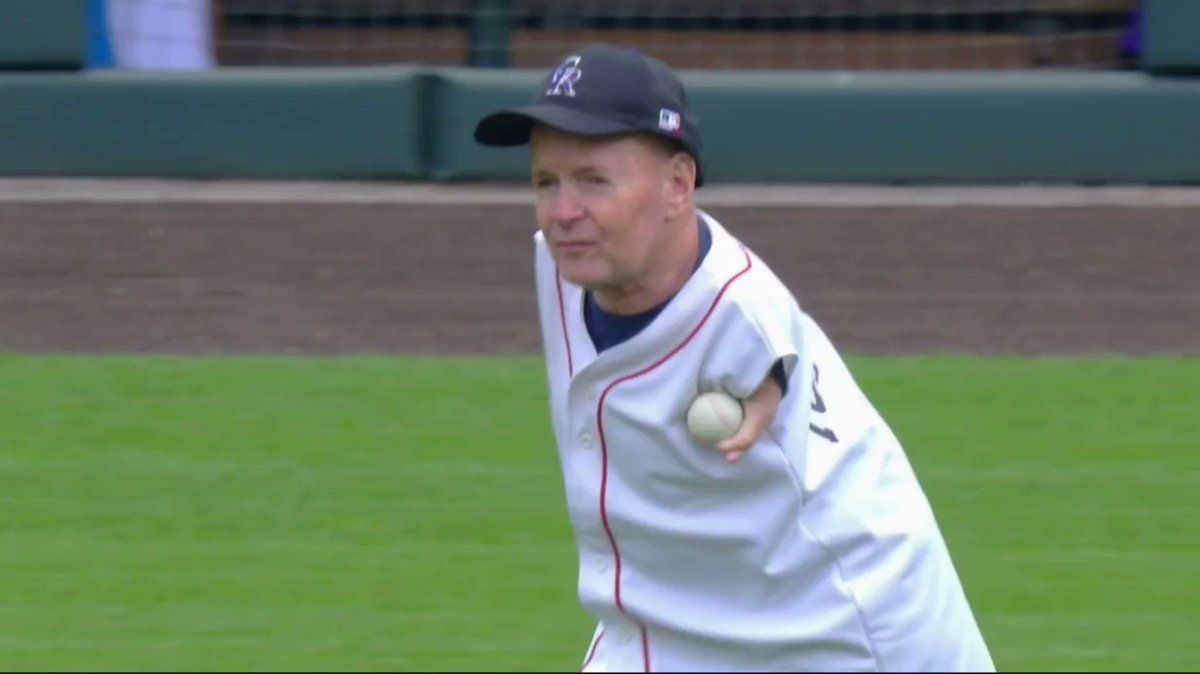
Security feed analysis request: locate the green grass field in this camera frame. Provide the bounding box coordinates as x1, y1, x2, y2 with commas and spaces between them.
1, 356, 1197, 671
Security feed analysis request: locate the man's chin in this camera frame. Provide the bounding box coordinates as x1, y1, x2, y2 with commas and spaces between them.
557, 264, 606, 290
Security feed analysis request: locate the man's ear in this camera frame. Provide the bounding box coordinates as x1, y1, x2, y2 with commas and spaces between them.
665, 152, 696, 218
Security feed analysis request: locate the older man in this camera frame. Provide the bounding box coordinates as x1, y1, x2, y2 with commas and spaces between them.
474, 44, 994, 673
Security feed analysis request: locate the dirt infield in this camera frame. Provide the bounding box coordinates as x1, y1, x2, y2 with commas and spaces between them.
2, 202, 1197, 356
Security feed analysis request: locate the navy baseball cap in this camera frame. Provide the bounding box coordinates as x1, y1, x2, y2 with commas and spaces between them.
474, 44, 705, 187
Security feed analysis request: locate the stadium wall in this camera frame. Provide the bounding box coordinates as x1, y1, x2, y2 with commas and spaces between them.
1143, 0, 1200, 75
430, 68, 1200, 184
0, 0, 85, 70
1, 68, 427, 179
1, 0, 1198, 183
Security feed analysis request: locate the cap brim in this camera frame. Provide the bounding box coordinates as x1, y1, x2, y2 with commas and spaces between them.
474, 104, 639, 146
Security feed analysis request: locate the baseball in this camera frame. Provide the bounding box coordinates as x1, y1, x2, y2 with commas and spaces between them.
686, 391, 744, 445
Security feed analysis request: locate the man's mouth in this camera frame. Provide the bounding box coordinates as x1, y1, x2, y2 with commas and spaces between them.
555, 241, 593, 253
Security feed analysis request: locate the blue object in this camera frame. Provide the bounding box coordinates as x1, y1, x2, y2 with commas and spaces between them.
1121, 6, 1143, 57
86, 0, 114, 68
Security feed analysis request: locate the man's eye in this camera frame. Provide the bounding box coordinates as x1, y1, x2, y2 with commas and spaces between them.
584, 175, 608, 186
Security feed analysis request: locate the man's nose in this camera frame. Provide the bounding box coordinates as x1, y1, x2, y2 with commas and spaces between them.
550, 189, 585, 225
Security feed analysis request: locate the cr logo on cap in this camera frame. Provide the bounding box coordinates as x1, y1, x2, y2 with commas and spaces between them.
547, 55, 583, 97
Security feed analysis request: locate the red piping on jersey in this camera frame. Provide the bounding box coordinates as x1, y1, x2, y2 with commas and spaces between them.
586, 247, 755, 673
555, 270, 575, 377
580, 630, 604, 671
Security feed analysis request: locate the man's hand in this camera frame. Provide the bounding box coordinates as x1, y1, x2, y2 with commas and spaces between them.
716, 374, 783, 464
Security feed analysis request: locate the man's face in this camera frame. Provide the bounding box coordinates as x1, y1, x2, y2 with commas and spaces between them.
531, 126, 675, 293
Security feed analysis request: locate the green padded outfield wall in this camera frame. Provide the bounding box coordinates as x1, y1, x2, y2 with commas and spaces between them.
4, 67, 1199, 182
1144, 0, 1200, 74
428, 69, 536, 180
0, 0, 85, 69
0, 67, 426, 178
430, 69, 1200, 184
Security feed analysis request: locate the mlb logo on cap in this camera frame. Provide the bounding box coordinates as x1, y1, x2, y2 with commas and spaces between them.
659, 108, 681, 133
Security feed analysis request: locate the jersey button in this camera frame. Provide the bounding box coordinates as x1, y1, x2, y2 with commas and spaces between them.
579, 428, 596, 449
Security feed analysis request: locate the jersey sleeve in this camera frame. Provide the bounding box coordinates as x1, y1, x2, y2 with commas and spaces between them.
700, 288, 802, 401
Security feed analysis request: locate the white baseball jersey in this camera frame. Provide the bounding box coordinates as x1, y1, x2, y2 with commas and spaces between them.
534, 210, 994, 673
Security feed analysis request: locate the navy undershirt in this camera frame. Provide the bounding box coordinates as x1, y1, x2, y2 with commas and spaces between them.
583, 217, 788, 395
